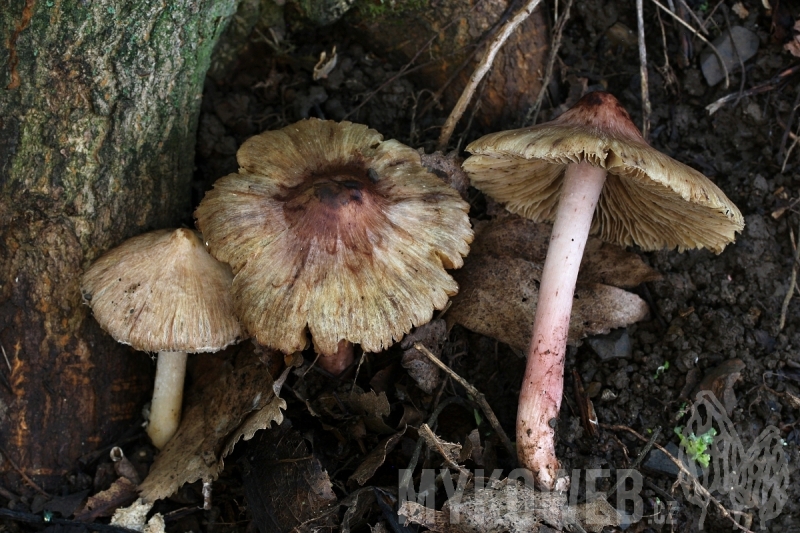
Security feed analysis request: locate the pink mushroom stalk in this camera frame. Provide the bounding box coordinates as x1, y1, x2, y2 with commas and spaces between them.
463, 91, 744, 489
517, 160, 606, 490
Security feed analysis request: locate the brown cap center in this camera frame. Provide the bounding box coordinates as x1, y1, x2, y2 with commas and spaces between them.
281, 166, 387, 256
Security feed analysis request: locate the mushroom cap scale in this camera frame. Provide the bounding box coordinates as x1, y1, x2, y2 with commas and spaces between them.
81, 228, 242, 353
195, 119, 473, 356
463, 92, 744, 253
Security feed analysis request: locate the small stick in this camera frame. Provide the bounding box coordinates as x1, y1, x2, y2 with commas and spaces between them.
650, 0, 729, 88
602, 424, 756, 533
779, 220, 800, 330
523, 0, 574, 126
721, 5, 746, 109
606, 426, 662, 500
399, 395, 466, 494
413, 342, 516, 461
706, 64, 800, 115
437, 0, 544, 151
636, 0, 651, 139
0, 446, 49, 497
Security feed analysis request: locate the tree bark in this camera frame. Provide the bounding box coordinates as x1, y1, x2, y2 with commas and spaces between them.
0, 0, 237, 493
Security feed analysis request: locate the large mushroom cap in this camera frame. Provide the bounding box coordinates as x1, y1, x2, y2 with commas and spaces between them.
81, 228, 243, 353
463, 91, 744, 253
195, 118, 473, 356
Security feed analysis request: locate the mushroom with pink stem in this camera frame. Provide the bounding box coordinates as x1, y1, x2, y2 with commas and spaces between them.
195, 118, 473, 376
463, 91, 744, 489
81, 228, 243, 449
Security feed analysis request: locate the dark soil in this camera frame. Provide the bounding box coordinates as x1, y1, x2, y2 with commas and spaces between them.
4, 1, 799, 532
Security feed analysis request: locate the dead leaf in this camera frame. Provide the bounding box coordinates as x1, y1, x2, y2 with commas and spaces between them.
348, 429, 406, 487
110, 499, 164, 533
345, 387, 395, 434
449, 256, 650, 352
313, 46, 338, 80
242, 422, 338, 533
470, 216, 661, 288
399, 478, 620, 533
138, 347, 287, 503
460, 429, 484, 466
785, 20, 800, 57
692, 358, 745, 415
732, 2, 749, 18
400, 320, 447, 394
74, 477, 138, 521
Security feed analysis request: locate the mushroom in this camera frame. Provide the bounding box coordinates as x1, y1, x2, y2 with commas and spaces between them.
462, 91, 744, 489
81, 228, 243, 449
195, 118, 473, 375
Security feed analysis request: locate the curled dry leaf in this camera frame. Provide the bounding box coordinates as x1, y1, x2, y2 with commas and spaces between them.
74, 477, 138, 521
470, 216, 661, 288
449, 256, 650, 352
138, 348, 287, 503
785, 20, 800, 57
399, 478, 620, 533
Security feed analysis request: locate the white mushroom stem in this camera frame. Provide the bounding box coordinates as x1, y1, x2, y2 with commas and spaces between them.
146, 351, 188, 449
516, 161, 606, 490
317, 339, 354, 376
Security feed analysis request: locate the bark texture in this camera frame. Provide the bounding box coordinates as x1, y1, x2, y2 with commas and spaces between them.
0, 0, 237, 492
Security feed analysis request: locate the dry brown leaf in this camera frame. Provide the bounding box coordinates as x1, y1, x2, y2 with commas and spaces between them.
399, 478, 620, 533
470, 216, 661, 288
785, 20, 800, 57
348, 429, 406, 487
138, 348, 287, 503
449, 256, 650, 351
74, 477, 138, 521
345, 388, 395, 434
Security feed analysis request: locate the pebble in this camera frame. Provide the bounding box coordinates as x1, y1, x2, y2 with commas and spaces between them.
587, 329, 632, 361
701, 26, 759, 86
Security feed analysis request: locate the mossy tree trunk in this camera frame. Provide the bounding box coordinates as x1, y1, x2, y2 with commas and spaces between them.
0, 0, 237, 493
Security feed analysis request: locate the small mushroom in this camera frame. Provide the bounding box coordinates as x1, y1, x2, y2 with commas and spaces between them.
195, 118, 473, 375
81, 228, 243, 449
463, 91, 744, 489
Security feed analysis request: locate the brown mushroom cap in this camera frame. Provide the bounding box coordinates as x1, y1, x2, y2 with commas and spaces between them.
195, 118, 473, 356
81, 228, 242, 353
463, 92, 744, 253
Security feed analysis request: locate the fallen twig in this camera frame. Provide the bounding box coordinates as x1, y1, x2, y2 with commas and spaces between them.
523, 0, 574, 126
721, 4, 746, 110
413, 342, 516, 461
780, 220, 800, 330
0, 445, 49, 497
437, 0, 544, 151
606, 426, 661, 500
399, 395, 467, 493
650, 0, 729, 89
706, 64, 800, 115
637, 0, 651, 139
602, 424, 756, 533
